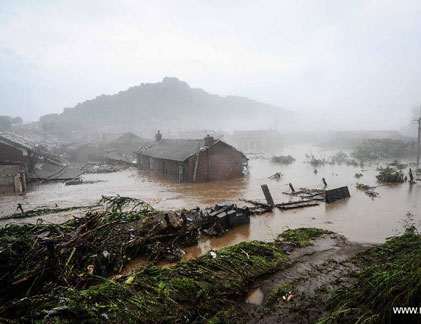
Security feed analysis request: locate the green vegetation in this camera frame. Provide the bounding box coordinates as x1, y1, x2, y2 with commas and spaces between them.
305, 153, 327, 166
329, 151, 358, 166
1, 240, 291, 322
262, 284, 293, 314
351, 139, 412, 162
319, 226, 421, 324
278, 228, 332, 247
0, 195, 199, 309
376, 166, 404, 183
271, 155, 296, 165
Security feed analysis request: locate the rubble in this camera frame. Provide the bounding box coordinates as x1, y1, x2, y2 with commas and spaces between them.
199, 202, 251, 236
0, 196, 200, 307
282, 188, 326, 201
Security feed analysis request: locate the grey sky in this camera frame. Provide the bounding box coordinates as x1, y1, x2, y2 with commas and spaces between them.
1, 0, 421, 130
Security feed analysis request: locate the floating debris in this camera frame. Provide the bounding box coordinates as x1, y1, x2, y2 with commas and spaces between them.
269, 171, 283, 180
356, 183, 379, 199
325, 186, 351, 204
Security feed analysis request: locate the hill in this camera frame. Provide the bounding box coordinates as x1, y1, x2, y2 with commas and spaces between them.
39, 77, 292, 137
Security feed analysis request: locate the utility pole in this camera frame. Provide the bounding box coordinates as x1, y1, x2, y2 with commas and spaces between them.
416, 106, 421, 167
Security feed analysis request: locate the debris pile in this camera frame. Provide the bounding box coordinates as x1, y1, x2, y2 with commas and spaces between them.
271, 155, 295, 165
376, 166, 404, 183
0, 239, 293, 323
199, 202, 251, 236
283, 188, 325, 201
0, 196, 200, 306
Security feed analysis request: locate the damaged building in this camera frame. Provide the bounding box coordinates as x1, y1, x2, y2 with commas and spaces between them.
137, 132, 248, 182
0, 132, 39, 193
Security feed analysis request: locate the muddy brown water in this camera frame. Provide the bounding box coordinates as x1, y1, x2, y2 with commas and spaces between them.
1, 144, 420, 268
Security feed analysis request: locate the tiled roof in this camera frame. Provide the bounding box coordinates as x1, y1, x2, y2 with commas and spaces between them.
138, 139, 205, 162
0, 131, 41, 151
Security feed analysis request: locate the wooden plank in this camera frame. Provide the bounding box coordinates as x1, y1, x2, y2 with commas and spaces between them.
261, 184, 274, 206
276, 200, 319, 210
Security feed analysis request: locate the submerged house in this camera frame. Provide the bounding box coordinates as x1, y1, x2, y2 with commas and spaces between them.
137, 132, 247, 182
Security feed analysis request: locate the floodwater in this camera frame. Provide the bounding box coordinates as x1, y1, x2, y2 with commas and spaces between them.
1, 144, 420, 255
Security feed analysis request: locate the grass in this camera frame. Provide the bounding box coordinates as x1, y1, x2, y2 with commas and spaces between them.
1, 240, 292, 322
0, 195, 200, 307
262, 284, 292, 314
277, 228, 332, 247
318, 226, 421, 324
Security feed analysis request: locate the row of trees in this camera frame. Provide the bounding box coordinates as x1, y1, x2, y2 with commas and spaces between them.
0, 116, 23, 131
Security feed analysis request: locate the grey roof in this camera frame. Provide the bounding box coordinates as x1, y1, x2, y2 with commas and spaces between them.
0, 131, 41, 151
139, 139, 205, 162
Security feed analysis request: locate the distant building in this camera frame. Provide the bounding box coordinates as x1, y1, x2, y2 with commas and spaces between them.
0, 132, 38, 172
230, 130, 283, 153
137, 132, 247, 182
107, 132, 148, 159
0, 132, 38, 193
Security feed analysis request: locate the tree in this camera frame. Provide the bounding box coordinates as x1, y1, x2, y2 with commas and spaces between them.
13, 116, 23, 124
0, 116, 13, 131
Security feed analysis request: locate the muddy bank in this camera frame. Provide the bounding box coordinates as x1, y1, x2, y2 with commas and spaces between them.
243, 232, 372, 323
0, 227, 330, 322
2, 221, 420, 323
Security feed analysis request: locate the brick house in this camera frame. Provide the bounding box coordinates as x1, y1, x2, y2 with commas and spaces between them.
137, 132, 248, 182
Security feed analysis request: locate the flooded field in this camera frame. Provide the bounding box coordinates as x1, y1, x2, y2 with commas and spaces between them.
1, 144, 419, 253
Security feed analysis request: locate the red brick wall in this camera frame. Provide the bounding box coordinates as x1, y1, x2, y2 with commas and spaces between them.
207, 142, 243, 181
186, 142, 244, 182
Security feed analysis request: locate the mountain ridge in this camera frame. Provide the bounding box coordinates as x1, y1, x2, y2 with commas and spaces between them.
39, 77, 292, 136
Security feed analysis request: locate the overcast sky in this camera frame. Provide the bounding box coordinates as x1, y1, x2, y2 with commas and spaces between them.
1, 0, 421, 130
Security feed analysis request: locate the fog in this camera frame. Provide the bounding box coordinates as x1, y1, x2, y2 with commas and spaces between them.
1, 0, 421, 131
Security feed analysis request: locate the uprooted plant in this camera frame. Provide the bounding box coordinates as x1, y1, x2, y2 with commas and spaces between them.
0, 195, 199, 307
